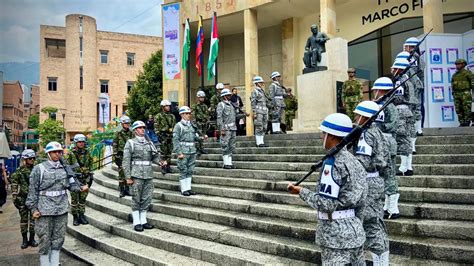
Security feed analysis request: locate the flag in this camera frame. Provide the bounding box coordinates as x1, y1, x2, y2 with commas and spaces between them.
195, 16, 204, 76
207, 12, 219, 81
182, 18, 190, 69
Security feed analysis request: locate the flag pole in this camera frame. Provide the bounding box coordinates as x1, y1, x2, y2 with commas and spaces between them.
200, 15, 205, 92
186, 20, 191, 106
214, 12, 218, 87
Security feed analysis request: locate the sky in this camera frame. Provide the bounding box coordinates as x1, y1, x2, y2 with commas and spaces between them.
0, 0, 163, 63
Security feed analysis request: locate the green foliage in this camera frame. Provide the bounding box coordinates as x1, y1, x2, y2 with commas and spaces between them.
41, 106, 58, 114
37, 118, 64, 148
126, 50, 163, 121
28, 114, 39, 129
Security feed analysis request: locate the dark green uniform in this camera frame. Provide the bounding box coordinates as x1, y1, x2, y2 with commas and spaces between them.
11, 165, 35, 234
285, 94, 298, 130
192, 102, 209, 153
451, 68, 473, 125
209, 94, 220, 117
113, 128, 134, 190
65, 147, 93, 216
342, 79, 363, 120
155, 111, 176, 165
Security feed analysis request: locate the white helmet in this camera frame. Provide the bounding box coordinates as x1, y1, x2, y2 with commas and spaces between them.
392, 58, 410, 70
220, 89, 232, 97
253, 76, 264, 84
354, 101, 380, 118
215, 83, 225, 90
45, 141, 63, 153
179, 106, 192, 114
271, 71, 281, 79
160, 99, 171, 106
319, 113, 353, 137
372, 77, 393, 91
131, 120, 146, 131
396, 51, 410, 60
21, 149, 36, 159
120, 115, 131, 124
196, 91, 206, 97
73, 134, 87, 143
404, 37, 418, 47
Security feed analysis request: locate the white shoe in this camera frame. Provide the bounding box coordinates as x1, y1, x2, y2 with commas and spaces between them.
132, 210, 140, 226
399, 155, 408, 173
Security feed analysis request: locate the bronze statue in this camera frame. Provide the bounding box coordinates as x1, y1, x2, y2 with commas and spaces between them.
303, 25, 329, 70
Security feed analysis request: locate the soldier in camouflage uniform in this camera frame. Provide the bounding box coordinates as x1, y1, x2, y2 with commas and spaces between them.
173, 106, 204, 196
372, 77, 401, 220
192, 90, 209, 155
155, 99, 176, 174
65, 134, 93, 226
342, 68, 363, 120
11, 149, 38, 249
353, 101, 390, 264
209, 83, 225, 119
451, 58, 473, 126
269, 71, 287, 134
288, 113, 367, 265
251, 76, 269, 147
123, 121, 165, 232
26, 141, 88, 266
284, 88, 298, 131
113, 115, 134, 197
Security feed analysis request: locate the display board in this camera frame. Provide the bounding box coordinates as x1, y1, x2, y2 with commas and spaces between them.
163, 3, 181, 80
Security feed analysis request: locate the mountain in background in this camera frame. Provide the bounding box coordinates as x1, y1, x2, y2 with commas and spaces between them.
0, 61, 40, 89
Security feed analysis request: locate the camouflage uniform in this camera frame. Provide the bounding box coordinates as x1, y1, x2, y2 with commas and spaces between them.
209, 94, 221, 117
173, 120, 200, 192
113, 128, 134, 192
192, 102, 209, 153
155, 111, 176, 165
451, 67, 473, 125
11, 165, 35, 235
65, 147, 93, 216
354, 124, 390, 256
299, 147, 367, 265
393, 74, 416, 156
284, 94, 298, 130
26, 160, 82, 257
342, 79, 363, 120
250, 87, 269, 136
269, 81, 286, 123
217, 100, 246, 167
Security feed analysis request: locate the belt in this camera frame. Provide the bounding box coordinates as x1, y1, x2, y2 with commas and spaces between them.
132, 161, 151, 166
367, 171, 379, 178
255, 106, 267, 110
396, 104, 409, 109
274, 96, 283, 99
180, 142, 195, 147
318, 209, 355, 220
39, 190, 67, 197
383, 133, 393, 138
225, 122, 235, 127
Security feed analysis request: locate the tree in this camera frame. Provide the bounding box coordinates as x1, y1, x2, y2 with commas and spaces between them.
126, 50, 163, 121
28, 114, 39, 129
37, 119, 64, 148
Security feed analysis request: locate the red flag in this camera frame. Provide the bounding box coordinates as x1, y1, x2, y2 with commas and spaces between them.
195, 16, 204, 76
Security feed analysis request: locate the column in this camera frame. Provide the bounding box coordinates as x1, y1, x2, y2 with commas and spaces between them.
423, 0, 444, 33
281, 18, 296, 90
320, 0, 336, 38
244, 8, 258, 136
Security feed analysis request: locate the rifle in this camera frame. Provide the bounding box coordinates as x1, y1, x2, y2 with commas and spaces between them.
292, 70, 420, 187
59, 157, 83, 186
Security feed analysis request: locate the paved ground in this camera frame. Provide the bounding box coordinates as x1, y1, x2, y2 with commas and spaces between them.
0, 193, 88, 266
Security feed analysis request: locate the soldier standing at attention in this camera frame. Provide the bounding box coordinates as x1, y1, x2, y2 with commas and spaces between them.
113, 115, 133, 198
26, 141, 88, 266
288, 113, 367, 265
451, 58, 473, 126
155, 99, 176, 174
210, 83, 225, 117
342, 68, 363, 120
192, 90, 209, 155
11, 149, 38, 249
123, 121, 165, 232
269, 71, 287, 134
353, 101, 390, 264
173, 106, 203, 196
66, 134, 93, 226
251, 76, 269, 147
284, 88, 298, 131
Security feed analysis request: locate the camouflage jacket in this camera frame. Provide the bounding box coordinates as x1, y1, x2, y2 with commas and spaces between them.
11, 165, 34, 205
192, 102, 209, 125
155, 112, 176, 138
123, 136, 161, 180
451, 68, 473, 92
209, 94, 220, 118
173, 120, 200, 155
269, 81, 287, 108
113, 129, 133, 160
250, 87, 268, 114
65, 147, 93, 183
217, 100, 245, 131
342, 79, 363, 100
354, 124, 389, 174
299, 147, 367, 249
393, 73, 418, 107
285, 95, 298, 112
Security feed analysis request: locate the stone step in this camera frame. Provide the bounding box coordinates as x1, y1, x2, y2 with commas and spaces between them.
62, 233, 134, 266
399, 187, 474, 204
66, 215, 213, 265
399, 175, 474, 189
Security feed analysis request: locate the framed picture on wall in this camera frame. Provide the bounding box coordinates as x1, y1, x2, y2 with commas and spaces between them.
429, 48, 443, 64
467, 47, 474, 64
448, 67, 457, 82
446, 48, 459, 64
448, 86, 454, 102
430, 68, 444, 83
441, 105, 455, 122
431, 86, 445, 103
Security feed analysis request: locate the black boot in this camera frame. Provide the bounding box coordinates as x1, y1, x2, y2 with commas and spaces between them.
79, 213, 89, 225
73, 214, 80, 226
161, 165, 167, 175
29, 232, 38, 247
166, 165, 172, 173
124, 186, 132, 196
134, 224, 144, 232
119, 184, 126, 198
21, 233, 28, 249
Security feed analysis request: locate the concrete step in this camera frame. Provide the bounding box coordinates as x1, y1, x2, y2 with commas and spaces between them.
66, 215, 213, 265
399, 175, 474, 189
399, 187, 474, 204
62, 233, 134, 266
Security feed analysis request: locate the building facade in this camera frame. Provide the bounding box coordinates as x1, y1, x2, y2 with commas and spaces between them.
2, 81, 25, 146
40, 14, 162, 142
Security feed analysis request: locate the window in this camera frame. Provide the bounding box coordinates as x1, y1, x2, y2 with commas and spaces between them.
100, 80, 109, 93
100, 50, 108, 64
127, 81, 135, 93
127, 53, 135, 66
45, 38, 66, 58
80, 67, 83, 90
48, 77, 57, 91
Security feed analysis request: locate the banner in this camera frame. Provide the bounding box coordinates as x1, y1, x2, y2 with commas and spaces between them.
98, 93, 110, 125
163, 3, 181, 80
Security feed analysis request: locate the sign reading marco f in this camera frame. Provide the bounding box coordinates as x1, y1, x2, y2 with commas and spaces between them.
362, 0, 423, 25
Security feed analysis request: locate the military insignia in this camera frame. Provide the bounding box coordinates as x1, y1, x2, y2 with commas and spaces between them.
324, 169, 329, 175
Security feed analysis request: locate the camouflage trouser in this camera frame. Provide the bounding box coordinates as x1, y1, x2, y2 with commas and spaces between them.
382, 134, 398, 195
70, 190, 88, 215
160, 135, 173, 165
18, 206, 35, 234
196, 122, 207, 153
115, 157, 126, 183
177, 154, 196, 180
344, 100, 360, 121
285, 110, 296, 130
36, 213, 67, 255
221, 130, 236, 155
363, 176, 389, 254
131, 178, 154, 212
453, 90, 472, 124
395, 105, 414, 156
254, 112, 268, 136
320, 246, 365, 265
271, 105, 285, 123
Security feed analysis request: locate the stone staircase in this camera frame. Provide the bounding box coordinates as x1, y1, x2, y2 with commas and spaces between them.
64, 129, 474, 265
